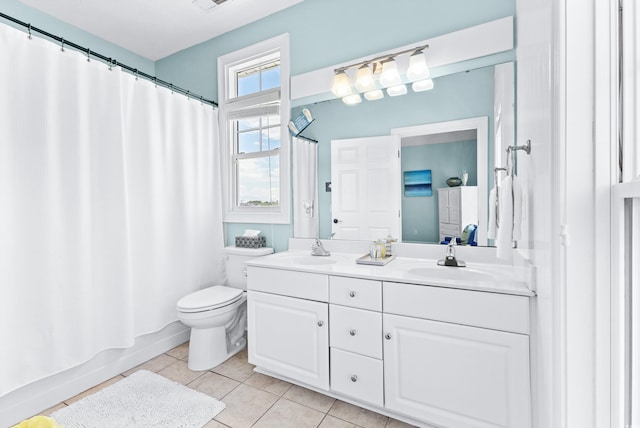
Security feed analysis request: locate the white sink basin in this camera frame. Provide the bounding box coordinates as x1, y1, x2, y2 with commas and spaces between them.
407, 266, 497, 282
290, 256, 338, 266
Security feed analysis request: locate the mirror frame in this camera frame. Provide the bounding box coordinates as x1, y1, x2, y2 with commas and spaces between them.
391, 116, 488, 246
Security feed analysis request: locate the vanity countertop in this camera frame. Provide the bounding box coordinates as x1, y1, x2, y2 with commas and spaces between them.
246, 251, 535, 297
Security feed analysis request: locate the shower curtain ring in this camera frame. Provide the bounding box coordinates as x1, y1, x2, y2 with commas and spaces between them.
60, 38, 65, 52
86, 48, 91, 62
134, 69, 139, 80
27, 24, 32, 39
170, 84, 174, 94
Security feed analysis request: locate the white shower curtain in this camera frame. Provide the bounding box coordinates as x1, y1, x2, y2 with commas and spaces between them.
292, 137, 319, 238
0, 23, 224, 397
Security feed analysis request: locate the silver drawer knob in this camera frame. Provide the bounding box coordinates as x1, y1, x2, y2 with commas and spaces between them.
349, 291, 356, 298
317, 321, 324, 327
385, 333, 391, 340
351, 375, 358, 382
349, 329, 357, 336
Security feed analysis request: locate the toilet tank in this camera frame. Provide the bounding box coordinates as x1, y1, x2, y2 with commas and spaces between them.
224, 246, 273, 290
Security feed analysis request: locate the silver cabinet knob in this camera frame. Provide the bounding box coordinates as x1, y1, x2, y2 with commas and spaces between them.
351, 375, 358, 382
349, 291, 356, 298
385, 333, 391, 340
349, 329, 357, 336
317, 320, 324, 327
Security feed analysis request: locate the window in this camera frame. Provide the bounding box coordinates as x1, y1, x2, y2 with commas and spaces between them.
218, 35, 290, 224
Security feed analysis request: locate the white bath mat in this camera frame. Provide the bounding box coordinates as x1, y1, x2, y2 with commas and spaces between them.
51, 370, 225, 428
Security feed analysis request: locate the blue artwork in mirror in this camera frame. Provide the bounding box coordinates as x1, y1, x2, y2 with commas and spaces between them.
403, 169, 432, 197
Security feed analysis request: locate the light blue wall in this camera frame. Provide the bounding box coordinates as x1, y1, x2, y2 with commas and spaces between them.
402, 140, 477, 243
0, 1, 154, 74
155, 0, 515, 101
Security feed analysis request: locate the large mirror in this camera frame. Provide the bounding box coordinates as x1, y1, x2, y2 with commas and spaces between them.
291, 61, 515, 247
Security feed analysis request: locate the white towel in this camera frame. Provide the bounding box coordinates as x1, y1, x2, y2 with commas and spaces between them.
487, 187, 497, 240
495, 175, 525, 260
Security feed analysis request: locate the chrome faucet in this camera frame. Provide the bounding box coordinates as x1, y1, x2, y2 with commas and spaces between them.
437, 238, 466, 267
311, 238, 331, 256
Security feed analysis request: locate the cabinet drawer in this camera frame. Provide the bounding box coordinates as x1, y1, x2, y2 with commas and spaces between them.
383, 282, 530, 334
329, 276, 381, 311
330, 305, 382, 359
330, 348, 383, 407
247, 266, 328, 302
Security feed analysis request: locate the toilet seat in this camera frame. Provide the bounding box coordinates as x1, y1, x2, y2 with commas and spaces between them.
177, 286, 244, 313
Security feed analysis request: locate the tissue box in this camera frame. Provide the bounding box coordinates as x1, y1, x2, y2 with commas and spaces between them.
235, 236, 266, 248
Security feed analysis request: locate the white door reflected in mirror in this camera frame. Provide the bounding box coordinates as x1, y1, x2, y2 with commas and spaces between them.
330, 136, 401, 241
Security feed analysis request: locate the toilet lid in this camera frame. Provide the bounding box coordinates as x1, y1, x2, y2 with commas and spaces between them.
177, 286, 244, 313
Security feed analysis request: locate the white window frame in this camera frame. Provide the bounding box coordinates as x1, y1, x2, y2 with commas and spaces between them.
218, 34, 291, 224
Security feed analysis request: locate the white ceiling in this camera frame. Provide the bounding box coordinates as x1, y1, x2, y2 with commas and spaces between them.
20, 0, 304, 61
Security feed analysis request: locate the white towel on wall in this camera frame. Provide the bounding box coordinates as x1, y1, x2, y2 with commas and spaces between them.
293, 137, 319, 238
487, 187, 497, 240
495, 175, 524, 260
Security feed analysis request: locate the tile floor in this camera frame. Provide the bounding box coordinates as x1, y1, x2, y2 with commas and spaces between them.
42, 343, 416, 428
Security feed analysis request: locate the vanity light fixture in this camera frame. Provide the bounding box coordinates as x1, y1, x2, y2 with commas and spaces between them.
379, 58, 402, 88
364, 89, 384, 101
355, 63, 376, 92
330, 43, 432, 105
412, 78, 434, 92
331, 70, 352, 98
342, 93, 363, 105
387, 84, 407, 97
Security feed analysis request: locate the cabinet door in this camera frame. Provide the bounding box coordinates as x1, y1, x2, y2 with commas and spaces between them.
438, 188, 450, 223
248, 291, 329, 390
448, 187, 461, 224
383, 314, 531, 428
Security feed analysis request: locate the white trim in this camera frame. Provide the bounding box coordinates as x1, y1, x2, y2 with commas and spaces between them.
390, 117, 488, 246
218, 34, 291, 225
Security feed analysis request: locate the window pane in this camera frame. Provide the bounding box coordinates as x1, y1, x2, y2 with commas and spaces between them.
262, 66, 280, 91
238, 130, 261, 153
266, 127, 281, 150
238, 117, 260, 131
238, 72, 260, 97
237, 155, 280, 207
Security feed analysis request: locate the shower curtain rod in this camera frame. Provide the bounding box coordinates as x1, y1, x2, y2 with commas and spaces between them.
0, 12, 218, 107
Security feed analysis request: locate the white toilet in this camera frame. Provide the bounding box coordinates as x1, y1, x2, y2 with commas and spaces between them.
177, 246, 273, 371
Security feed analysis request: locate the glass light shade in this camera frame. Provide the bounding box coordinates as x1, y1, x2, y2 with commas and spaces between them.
355, 64, 376, 92
406, 51, 430, 82
342, 93, 362, 105
386, 84, 407, 97
364, 89, 384, 101
411, 78, 434, 92
379, 59, 401, 87
331, 71, 352, 97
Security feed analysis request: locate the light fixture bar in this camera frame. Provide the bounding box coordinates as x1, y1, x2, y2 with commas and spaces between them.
333, 44, 429, 74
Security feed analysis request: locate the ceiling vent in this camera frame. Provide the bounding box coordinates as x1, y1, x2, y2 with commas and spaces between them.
192, 0, 228, 11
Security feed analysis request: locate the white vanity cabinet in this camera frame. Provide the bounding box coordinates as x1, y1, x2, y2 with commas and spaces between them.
246, 258, 533, 428
247, 267, 329, 390
383, 281, 531, 428
438, 186, 478, 240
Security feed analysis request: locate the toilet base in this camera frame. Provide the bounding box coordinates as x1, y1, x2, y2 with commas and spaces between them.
187, 327, 246, 371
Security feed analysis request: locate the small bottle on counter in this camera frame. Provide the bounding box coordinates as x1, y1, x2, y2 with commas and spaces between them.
370, 242, 380, 259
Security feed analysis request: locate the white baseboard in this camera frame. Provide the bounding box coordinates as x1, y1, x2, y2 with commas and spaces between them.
0, 322, 190, 427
